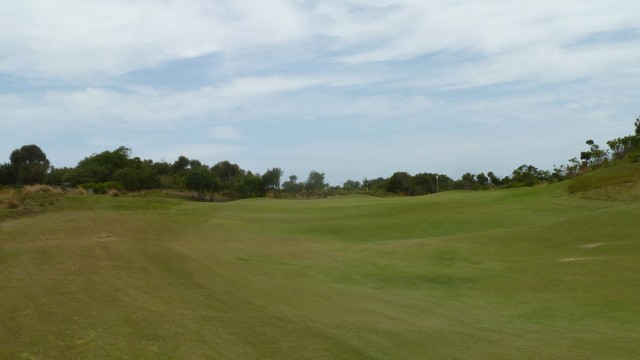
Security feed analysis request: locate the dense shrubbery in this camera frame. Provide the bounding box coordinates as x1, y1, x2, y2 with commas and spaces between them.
1, 116, 639, 199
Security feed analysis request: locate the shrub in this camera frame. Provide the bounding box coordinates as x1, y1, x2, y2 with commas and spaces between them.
64, 187, 88, 195
23, 184, 63, 194
5, 197, 20, 209
80, 181, 124, 194
107, 189, 121, 197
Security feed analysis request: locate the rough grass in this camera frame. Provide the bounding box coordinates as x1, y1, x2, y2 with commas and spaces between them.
0, 186, 66, 221
568, 161, 640, 196
0, 183, 639, 359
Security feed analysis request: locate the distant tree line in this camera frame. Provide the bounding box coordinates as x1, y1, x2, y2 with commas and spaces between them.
1, 116, 639, 199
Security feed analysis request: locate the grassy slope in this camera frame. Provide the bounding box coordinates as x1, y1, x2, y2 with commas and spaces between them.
1, 182, 639, 359
568, 161, 640, 200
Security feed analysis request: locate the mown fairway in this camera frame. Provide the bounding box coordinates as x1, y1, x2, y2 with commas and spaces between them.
1, 183, 639, 359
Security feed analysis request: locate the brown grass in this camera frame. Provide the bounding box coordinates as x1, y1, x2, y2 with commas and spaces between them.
107, 189, 121, 197
4, 197, 20, 209
64, 187, 88, 195
23, 184, 63, 194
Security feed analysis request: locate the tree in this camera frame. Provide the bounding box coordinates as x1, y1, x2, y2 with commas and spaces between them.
412, 173, 437, 195
9, 144, 50, 185
456, 172, 477, 190
487, 171, 502, 186
185, 167, 219, 200
0, 162, 15, 185
386, 172, 412, 195
211, 161, 245, 195
580, 139, 609, 169
112, 157, 158, 191
73, 146, 130, 184
304, 170, 327, 197
231, 171, 264, 198
282, 175, 301, 193
262, 168, 283, 197
476, 172, 488, 188
172, 156, 190, 174
635, 116, 640, 137
342, 179, 361, 191
362, 177, 388, 193
511, 164, 548, 186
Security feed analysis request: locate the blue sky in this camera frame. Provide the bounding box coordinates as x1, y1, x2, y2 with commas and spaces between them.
1, 1, 639, 185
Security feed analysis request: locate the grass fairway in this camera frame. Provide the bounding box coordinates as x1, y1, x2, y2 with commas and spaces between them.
1, 183, 639, 359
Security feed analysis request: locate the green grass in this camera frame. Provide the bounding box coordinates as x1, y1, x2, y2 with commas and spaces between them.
1, 180, 639, 359
568, 161, 640, 200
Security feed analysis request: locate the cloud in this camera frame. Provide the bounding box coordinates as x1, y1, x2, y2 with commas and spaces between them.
208, 126, 243, 140
334, 1, 639, 63
2, 0, 639, 89
0, 0, 307, 77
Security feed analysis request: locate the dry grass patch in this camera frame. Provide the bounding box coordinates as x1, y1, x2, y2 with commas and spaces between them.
64, 187, 88, 195
23, 184, 63, 194
4, 197, 20, 209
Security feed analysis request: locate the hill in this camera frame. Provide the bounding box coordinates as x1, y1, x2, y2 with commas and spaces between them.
568, 161, 640, 200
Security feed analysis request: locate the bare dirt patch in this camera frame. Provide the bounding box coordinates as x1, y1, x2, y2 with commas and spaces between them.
559, 257, 599, 262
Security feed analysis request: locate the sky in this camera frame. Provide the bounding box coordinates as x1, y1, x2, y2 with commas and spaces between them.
1, 0, 639, 185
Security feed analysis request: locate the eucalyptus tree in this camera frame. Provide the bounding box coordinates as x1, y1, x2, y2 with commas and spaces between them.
9, 144, 50, 185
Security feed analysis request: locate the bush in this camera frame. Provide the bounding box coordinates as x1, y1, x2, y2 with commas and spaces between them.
64, 187, 88, 195
23, 184, 63, 194
80, 181, 124, 194
5, 197, 20, 209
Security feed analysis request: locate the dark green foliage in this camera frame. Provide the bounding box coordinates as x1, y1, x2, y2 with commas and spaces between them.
411, 173, 434, 195
75, 146, 130, 183
580, 139, 609, 168
304, 170, 327, 197
342, 179, 361, 191
44, 167, 71, 187
0, 163, 16, 185
511, 164, 549, 187
80, 181, 124, 194
607, 136, 640, 160
185, 167, 219, 200
455, 172, 477, 190
9, 144, 50, 185
211, 161, 244, 184
48, 147, 160, 191
231, 171, 264, 199
262, 168, 283, 197
362, 177, 388, 193
282, 175, 302, 193
476, 172, 488, 187
211, 161, 245, 196
172, 156, 190, 174
487, 171, 502, 186
387, 172, 413, 195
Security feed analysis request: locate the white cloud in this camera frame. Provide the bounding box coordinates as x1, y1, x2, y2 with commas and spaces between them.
334, 0, 639, 63
208, 126, 243, 140
0, 0, 307, 77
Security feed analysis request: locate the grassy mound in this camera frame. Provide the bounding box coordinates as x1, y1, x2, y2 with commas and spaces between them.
567, 162, 640, 200
1, 187, 639, 359
0, 185, 67, 221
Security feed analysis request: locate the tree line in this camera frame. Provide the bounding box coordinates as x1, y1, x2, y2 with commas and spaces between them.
2, 116, 639, 200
